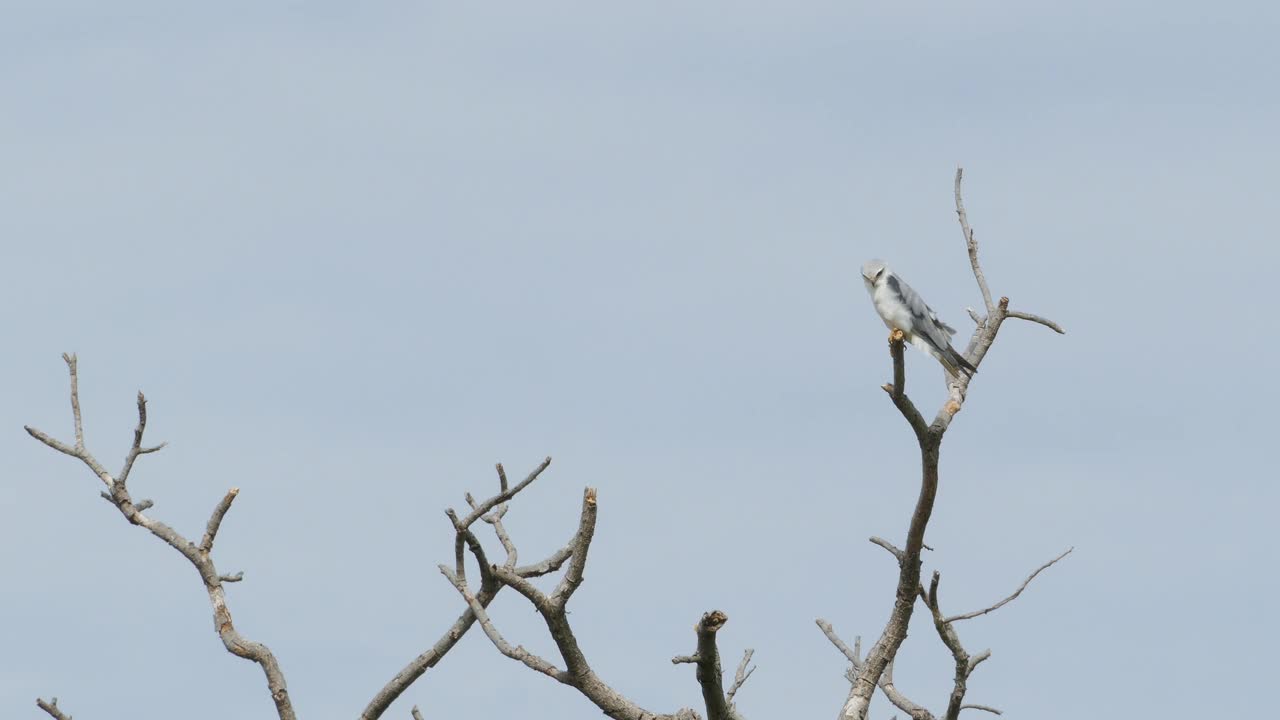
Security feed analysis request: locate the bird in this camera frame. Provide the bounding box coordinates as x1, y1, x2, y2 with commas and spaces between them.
861, 259, 976, 378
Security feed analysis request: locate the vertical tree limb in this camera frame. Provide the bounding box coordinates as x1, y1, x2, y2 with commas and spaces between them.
834, 169, 1065, 720
693, 611, 732, 720
955, 168, 994, 316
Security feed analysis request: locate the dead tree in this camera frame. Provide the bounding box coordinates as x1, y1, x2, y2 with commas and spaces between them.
25, 169, 1065, 720
817, 168, 1068, 720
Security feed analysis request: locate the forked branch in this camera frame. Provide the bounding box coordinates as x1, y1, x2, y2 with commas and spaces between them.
26, 355, 295, 720
440, 484, 700, 720
36, 698, 71, 720
360, 458, 555, 720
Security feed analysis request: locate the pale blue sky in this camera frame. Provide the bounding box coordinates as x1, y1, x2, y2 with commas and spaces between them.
3, 3, 1276, 718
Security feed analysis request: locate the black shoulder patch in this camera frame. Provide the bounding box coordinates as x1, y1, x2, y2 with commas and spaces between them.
886, 275, 926, 319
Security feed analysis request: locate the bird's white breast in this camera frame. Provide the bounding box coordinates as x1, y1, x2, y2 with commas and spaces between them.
871, 279, 915, 333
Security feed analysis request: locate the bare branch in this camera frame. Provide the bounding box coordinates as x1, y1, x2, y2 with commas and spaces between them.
27, 356, 295, 720
816, 619, 861, 666
550, 487, 597, 604
961, 704, 1002, 716
410, 706, 425, 720
841, 431, 941, 720
880, 659, 936, 720
455, 486, 696, 720
514, 544, 573, 578
483, 510, 518, 567
821, 620, 935, 719
726, 649, 755, 706
199, 488, 240, 554
675, 614, 753, 719
1005, 310, 1065, 334
63, 353, 85, 450
922, 573, 973, 720
361, 458, 559, 719
869, 536, 904, 564
24, 425, 81, 462
36, 697, 71, 720
490, 564, 553, 610
220, 572, 245, 583
944, 548, 1073, 623
473, 494, 518, 568
360, 567, 504, 720
118, 391, 166, 486
955, 168, 994, 314
686, 610, 733, 720
439, 565, 567, 682
882, 330, 929, 441
455, 456, 551, 529
968, 650, 991, 674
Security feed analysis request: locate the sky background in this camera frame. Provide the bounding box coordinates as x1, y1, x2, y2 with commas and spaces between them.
2, 2, 1277, 719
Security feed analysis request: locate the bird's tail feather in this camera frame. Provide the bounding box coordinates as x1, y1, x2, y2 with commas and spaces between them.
948, 348, 977, 377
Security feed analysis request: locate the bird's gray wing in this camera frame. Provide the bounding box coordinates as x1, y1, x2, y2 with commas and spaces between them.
886, 275, 957, 349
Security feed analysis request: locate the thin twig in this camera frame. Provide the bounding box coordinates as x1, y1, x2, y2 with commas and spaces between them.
869, 536, 905, 564
955, 168, 994, 314
495, 463, 509, 493
944, 548, 1073, 623
1005, 310, 1065, 334
480, 503, 518, 568
410, 706, 425, 720
118, 391, 166, 486
961, 704, 1002, 715
64, 353, 85, 450
726, 649, 756, 705
816, 619, 860, 665
454, 457, 551, 529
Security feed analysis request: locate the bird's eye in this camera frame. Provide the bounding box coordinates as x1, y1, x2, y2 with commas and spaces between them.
875, 269, 884, 279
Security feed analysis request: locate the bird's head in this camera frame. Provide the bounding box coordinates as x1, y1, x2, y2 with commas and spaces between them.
861, 259, 889, 287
